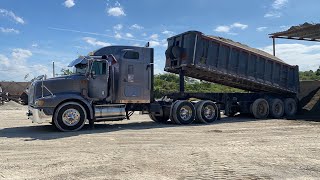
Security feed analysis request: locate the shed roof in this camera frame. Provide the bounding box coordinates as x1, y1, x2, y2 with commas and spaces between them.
270, 22, 320, 42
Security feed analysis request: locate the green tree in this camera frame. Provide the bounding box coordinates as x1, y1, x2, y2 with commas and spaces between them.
299, 67, 320, 80
153, 73, 243, 98
61, 68, 73, 75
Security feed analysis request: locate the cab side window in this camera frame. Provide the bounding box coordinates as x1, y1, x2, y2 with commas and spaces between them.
124, 51, 139, 59
92, 61, 107, 75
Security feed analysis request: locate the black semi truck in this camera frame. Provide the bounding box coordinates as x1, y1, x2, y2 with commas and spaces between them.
27, 31, 299, 131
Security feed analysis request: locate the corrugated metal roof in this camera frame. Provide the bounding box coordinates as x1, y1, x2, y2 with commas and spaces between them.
270, 22, 320, 42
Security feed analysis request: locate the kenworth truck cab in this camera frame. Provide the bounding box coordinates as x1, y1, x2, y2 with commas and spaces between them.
27, 46, 157, 131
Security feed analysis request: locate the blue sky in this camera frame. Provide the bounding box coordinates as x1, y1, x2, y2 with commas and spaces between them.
0, 0, 320, 81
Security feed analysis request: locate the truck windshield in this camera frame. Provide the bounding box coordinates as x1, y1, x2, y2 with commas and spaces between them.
73, 63, 87, 75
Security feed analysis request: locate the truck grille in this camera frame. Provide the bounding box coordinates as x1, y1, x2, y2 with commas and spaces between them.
28, 83, 35, 105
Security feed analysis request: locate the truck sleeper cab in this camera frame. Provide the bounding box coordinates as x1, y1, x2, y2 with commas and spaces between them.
27, 46, 155, 131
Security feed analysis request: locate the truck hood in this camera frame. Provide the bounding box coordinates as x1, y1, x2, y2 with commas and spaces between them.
47, 74, 86, 81
30, 75, 88, 103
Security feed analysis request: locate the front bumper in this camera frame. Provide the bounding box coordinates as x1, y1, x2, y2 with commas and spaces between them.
27, 106, 52, 124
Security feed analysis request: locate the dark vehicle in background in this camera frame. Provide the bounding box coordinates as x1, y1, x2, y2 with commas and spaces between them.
0, 82, 30, 105
27, 31, 301, 132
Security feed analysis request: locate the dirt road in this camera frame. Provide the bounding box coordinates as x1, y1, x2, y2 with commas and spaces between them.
0, 102, 320, 179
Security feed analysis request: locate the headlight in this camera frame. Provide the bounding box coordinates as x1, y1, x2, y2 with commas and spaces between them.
34, 99, 45, 106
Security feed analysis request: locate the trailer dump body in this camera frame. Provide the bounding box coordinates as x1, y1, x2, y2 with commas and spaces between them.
164, 31, 299, 94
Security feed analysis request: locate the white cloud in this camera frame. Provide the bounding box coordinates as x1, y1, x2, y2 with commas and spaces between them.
141, 33, 147, 37
231, 23, 248, 30
256, 27, 268, 32
0, 9, 24, 24
0, 48, 49, 81
272, 0, 288, 9
215, 26, 231, 33
11, 48, 32, 61
259, 43, 320, 71
264, 0, 288, 18
264, 11, 281, 18
279, 25, 290, 30
0, 54, 10, 67
83, 37, 111, 47
132, 43, 141, 47
107, 7, 126, 16
115, 32, 122, 39
125, 33, 134, 38
149, 34, 159, 40
214, 22, 248, 34
130, 24, 144, 30
162, 30, 175, 37
0, 27, 19, 34
113, 24, 123, 31
74, 45, 89, 50
63, 0, 75, 8
149, 41, 160, 47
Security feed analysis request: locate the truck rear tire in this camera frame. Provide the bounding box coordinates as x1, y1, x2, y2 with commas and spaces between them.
195, 100, 219, 123
149, 107, 169, 123
251, 98, 269, 119
170, 100, 195, 125
269, 98, 284, 118
53, 102, 87, 132
284, 98, 297, 117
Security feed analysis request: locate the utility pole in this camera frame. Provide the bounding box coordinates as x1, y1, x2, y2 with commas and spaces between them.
53, 61, 55, 78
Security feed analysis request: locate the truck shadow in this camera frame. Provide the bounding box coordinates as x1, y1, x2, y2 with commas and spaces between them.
0, 121, 179, 141
0, 115, 316, 141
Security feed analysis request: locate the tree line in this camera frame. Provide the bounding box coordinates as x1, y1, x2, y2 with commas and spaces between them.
61, 67, 320, 98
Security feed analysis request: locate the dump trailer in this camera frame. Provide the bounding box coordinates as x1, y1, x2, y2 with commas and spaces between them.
0, 82, 30, 105
165, 31, 300, 94
27, 31, 299, 132
163, 31, 299, 118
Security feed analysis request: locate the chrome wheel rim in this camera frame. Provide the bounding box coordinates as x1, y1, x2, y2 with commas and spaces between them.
62, 108, 81, 126
180, 106, 192, 121
204, 105, 215, 119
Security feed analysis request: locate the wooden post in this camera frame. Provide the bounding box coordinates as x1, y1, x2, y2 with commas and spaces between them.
272, 37, 276, 56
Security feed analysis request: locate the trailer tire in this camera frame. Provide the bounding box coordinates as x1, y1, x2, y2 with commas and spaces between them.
251, 98, 269, 119
53, 102, 87, 132
269, 98, 284, 118
171, 100, 195, 125
284, 98, 297, 117
195, 100, 219, 123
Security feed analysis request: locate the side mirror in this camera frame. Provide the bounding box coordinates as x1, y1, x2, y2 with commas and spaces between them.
90, 71, 96, 79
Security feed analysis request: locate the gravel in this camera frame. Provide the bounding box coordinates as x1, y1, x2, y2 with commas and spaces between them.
0, 102, 320, 179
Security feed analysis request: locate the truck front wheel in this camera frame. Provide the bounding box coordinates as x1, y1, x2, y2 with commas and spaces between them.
53, 102, 87, 132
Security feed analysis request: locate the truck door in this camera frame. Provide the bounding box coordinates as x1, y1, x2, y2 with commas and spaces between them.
88, 60, 109, 99
118, 48, 153, 103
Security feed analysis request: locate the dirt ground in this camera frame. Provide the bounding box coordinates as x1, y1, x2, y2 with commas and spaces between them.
0, 101, 320, 180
